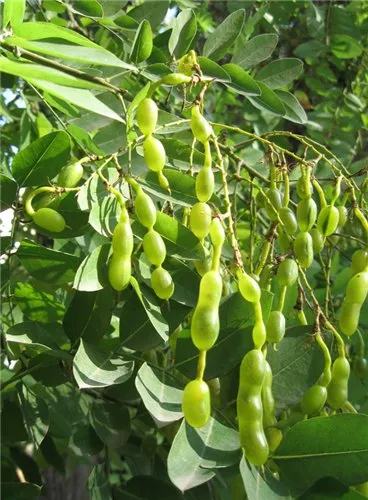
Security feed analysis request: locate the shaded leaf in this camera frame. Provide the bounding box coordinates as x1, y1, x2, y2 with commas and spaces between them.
256, 58, 303, 89
240, 455, 293, 500
89, 400, 130, 449
63, 288, 114, 344
135, 362, 183, 426
18, 239, 81, 285
198, 57, 231, 83
169, 9, 197, 58
131, 20, 153, 64
233, 33, 278, 68
18, 384, 49, 448
120, 281, 169, 351
168, 418, 241, 491
203, 9, 245, 61
73, 340, 134, 389
223, 63, 261, 96
12, 131, 70, 187
276, 90, 308, 124
248, 81, 286, 115
73, 243, 110, 292
267, 325, 328, 412
0, 173, 17, 210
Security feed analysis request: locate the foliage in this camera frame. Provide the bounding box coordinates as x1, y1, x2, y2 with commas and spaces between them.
1, 1, 368, 499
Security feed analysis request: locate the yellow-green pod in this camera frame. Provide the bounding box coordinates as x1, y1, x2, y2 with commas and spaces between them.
143, 135, 166, 172
190, 202, 212, 240
151, 266, 174, 300
327, 357, 350, 409
351, 249, 368, 276
345, 271, 368, 305
339, 300, 361, 336
143, 229, 166, 267
191, 106, 212, 143
33, 208, 66, 233
297, 198, 317, 232
238, 271, 261, 303
182, 379, 211, 428
108, 255, 131, 291
301, 385, 327, 415
196, 167, 214, 202
136, 98, 158, 136
57, 161, 84, 188
191, 270, 222, 351
293, 232, 313, 269
317, 205, 340, 237
135, 188, 157, 229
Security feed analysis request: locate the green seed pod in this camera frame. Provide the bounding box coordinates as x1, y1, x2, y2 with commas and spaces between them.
209, 218, 225, 248
112, 219, 134, 256
136, 98, 158, 136
266, 311, 286, 344
345, 271, 368, 305
135, 188, 157, 229
33, 208, 66, 233
160, 73, 192, 85
237, 349, 269, 466
265, 189, 282, 220
351, 249, 368, 276
143, 135, 166, 172
310, 228, 325, 254
262, 361, 282, 452
297, 198, 317, 232
317, 205, 340, 237
279, 207, 297, 235
327, 357, 350, 410
301, 384, 327, 415
158, 171, 170, 190
151, 266, 174, 300
277, 228, 291, 252
108, 254, 131, 291
182, 379, 211, 428
293, 232, 313, 269
190, 202, 212, 240
196, 167, 214, 202
337, 206, 348, 228
339, 300, 361, 336
143, 229, 166, 267
191, 270, 223, 351
238, 271, 261, 303
57, 161, 84, 188
252, 320, 266, 349
296, 175, 313, 199
277, 258, 298, 287
190, 106, 212, 143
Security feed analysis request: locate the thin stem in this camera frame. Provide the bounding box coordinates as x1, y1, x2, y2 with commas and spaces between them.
315, 332, 332, 387
312, 179, 327, 208
298, 265, 345, 358
211, 122, 312, 170
263, 130, 358, 191
196, 350, 207, 381
212, 136, 243, 269
354, 208, 368, 239
282, 169, 290, 207
277, 286, 287, 313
